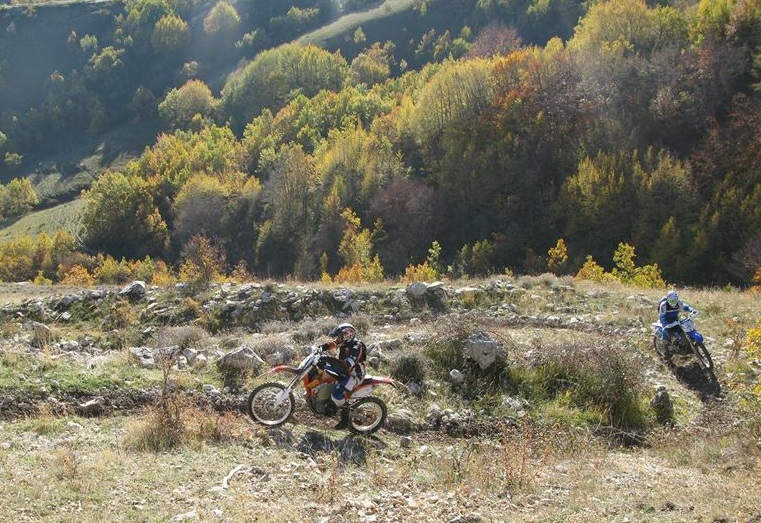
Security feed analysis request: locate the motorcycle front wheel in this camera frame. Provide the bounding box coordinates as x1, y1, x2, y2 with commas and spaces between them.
652, 335, 670, 361
690, 340, 714, 371
247, 382, 296, 427
348, 397, 387, 436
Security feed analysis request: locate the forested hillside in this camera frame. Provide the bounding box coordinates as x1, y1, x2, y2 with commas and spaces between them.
0, 0, 759, 288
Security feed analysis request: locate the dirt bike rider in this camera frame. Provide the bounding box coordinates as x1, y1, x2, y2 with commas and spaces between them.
318, 323, 367, 429
658, 290, 698, 353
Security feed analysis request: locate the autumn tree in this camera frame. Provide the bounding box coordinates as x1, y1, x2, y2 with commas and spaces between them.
547, 238, 569, 275
179, 235, 227, 290
465, 22, 522, 59
334, 208, 384, 283
367, 176, 440, 275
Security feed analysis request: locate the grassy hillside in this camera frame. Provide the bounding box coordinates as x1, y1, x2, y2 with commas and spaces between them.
297, 0, 418, 48
0, 276, 759, 521
0, 198, 85, 242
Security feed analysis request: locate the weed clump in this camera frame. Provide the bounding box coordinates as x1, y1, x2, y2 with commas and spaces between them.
515, 339, 648, 436
389, 353, 428, 393
424, 318, 512, 400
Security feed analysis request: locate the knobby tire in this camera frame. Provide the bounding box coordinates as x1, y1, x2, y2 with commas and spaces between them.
247, 382, 296, 427
348, 396, 387, 436
691, 341, 714, 371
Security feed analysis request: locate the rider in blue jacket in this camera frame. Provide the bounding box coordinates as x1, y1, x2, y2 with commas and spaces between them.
658, 290, 697, 342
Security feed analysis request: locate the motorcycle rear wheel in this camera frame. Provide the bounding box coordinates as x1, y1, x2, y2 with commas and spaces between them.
348, 397, 387, 435
247, 382, 295, 427
690, 340, 714, 371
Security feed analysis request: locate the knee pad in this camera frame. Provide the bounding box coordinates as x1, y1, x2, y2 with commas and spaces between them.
331, 388, 347, 406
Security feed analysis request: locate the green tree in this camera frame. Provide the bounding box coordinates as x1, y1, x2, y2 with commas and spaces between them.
220, 43, 350, 133
406, 58, 496, 145
121, 0, 173, 55
350, 43, 393, 86
81, 170, 169, 259
314, 123, 404, 216
158, 79, 216, 130
269, 6, 319, 40
569, 0, 661, 56
152, 14, 191, 55
0, 178, 39, 217
203, 1, 240, 36
559, 152, 636, 261
129, 125, 246, 192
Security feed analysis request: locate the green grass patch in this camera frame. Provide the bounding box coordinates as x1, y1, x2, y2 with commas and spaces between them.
0, 350, 158, 393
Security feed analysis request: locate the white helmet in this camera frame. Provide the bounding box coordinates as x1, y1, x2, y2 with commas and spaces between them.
666, 290, 679, 306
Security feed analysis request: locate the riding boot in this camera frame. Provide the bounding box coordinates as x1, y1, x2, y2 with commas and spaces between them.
333, 407, 350, 430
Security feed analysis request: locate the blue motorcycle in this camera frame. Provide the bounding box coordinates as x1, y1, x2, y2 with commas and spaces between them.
651, 310, 714, 371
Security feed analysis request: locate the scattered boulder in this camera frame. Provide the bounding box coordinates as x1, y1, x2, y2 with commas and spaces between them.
650, 385, 674, 425
464, 331, 504, 370
119, 280, 147, 301
216, 345, 265, 372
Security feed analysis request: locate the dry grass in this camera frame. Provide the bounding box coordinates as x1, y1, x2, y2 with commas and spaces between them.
1, 412, 759, 522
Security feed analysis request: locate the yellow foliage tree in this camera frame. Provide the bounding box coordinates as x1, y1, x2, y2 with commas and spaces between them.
547, 238, 569, 274
575, 244, 665, 288
575, 255, 615, 283
58, 264, 95, 286
335, 209, 384, 283
178, 235, 226, 289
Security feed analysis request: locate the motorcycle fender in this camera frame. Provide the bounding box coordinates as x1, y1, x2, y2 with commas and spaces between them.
688, 330, 703, 343
270, 365, 300, 375
349, 383, 376, 398
350, 376, 399, 398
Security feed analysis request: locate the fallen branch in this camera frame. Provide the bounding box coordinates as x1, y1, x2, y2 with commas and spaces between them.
222, 464, 246, 489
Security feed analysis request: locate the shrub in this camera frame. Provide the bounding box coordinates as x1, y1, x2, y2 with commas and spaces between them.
741, 319, 761, 412
518, 340, 647, 434
424, 319, 511, 399
152, 325, 208, 350
390, 353, 428, 388
401, 260, 438, 283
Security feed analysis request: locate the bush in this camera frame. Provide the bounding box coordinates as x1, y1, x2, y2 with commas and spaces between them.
517, 340, 648, 434
390, 353, 428, 387
424, 319, 511, 399
401, 260, 438, 283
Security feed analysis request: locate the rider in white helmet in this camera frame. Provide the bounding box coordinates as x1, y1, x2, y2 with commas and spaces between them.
658, 289, 697, 343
